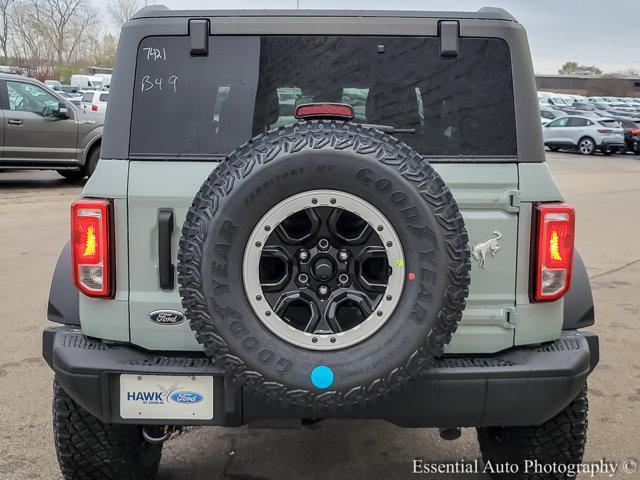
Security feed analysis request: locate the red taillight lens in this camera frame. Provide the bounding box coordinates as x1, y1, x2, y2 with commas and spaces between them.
597, 128, 612, 133
295, 103, 354, 120
533, 203, 575, 302
71, 199, 113, 297
91, 104, 98, 112
631, 129, 640, 136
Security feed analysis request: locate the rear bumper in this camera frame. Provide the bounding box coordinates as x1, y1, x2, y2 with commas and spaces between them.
599, 141, 626, 149
43, 326, 598, 428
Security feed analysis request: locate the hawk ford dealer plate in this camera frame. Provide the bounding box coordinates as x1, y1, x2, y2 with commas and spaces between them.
120, 374, 214, 420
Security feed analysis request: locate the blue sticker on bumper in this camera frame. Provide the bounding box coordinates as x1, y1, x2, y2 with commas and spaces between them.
310, 365, 334, 389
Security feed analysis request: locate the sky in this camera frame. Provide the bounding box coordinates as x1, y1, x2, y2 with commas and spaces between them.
100, 0, 640, 75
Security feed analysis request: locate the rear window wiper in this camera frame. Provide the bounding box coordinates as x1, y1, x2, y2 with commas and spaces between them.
361, 123, 417, 134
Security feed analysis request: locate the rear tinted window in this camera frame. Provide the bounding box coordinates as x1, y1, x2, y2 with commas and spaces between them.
130, 36, 516, 158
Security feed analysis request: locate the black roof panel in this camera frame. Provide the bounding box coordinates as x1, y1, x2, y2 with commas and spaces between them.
132, 6, 517, 23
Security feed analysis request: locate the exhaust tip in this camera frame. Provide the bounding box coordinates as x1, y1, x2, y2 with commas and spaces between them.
439, 427, 462, 441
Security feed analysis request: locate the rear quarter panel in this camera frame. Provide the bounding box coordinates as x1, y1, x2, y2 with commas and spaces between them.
78, 160, 129, 341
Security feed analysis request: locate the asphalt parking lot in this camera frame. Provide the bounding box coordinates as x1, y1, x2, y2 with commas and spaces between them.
1, 151, 639, 479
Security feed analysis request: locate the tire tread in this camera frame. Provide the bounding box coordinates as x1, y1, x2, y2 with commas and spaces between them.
477, 387, 588, 480
53, 379, 161, 480
178, 120, 471, 412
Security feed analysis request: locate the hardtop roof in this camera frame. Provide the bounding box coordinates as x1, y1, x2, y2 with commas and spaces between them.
132, 6, 517, 23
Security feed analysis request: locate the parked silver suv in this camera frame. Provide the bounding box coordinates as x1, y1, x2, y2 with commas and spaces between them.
543, 115, 625, 155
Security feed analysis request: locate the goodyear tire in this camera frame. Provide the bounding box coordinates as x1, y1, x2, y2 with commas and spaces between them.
178, 120, 470, 412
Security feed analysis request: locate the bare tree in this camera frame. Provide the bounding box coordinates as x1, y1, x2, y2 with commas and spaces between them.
22, 0, 99, 65
64, 1, 100, 62
3, 0, 119, 79
0, 0, 12, 62
107, 0, 141, 30
78, 32, 116, 68
9, 3, 49, 74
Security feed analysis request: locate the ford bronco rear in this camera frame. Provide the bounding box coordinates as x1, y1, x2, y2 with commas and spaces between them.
43, 7, 598, 479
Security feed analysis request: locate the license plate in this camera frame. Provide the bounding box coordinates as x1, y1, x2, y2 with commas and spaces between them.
120, 374, 214, 420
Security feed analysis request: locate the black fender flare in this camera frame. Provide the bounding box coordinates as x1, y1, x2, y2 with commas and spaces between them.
47, 242, 80, 326
563, 250, 594, 330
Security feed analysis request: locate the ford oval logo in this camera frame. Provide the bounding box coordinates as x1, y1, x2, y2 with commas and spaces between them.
170, 391, 204, 404
148, 310, 186, 326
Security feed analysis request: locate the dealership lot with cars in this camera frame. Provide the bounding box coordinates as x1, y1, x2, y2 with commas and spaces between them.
539, 91, 640, 155
1, 150, 639, 479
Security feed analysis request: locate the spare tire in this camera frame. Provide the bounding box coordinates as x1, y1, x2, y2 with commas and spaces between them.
178, 120, 470, 412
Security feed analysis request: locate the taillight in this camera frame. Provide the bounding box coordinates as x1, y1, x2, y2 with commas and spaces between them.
597, 129, 612, 133
91, 104, 98, 112
295, 103, 354, 120
532, 203, 575, 302
71, 199, 113, 297
631, 129, 640, 136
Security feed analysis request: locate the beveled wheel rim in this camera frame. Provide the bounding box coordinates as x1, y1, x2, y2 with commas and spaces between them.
579, 139, 594, 154
243, 190, 405, 351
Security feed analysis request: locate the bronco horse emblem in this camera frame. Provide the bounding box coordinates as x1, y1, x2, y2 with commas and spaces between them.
471, 231, 502, 268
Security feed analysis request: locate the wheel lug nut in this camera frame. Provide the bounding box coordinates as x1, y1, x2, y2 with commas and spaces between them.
298, 249, 309, 261
337, 250, 349, 262
318, 238, 330, 251
338, 273, 350, 285
298, 273, 309, 285
318, 285, 329, 296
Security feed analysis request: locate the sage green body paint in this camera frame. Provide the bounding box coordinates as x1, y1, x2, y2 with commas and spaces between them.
78, 160, 565, 354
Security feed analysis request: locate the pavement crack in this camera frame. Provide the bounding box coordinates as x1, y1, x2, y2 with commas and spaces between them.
591, 258, 640, 280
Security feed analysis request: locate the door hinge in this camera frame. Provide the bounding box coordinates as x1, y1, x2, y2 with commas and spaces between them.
439, 21, 460, 58
189, 19, 210, 56
505, 189, 521, 212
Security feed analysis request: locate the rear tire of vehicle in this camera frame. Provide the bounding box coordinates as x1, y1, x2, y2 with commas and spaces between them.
84, 146, 101, 178
578, 137, 595, 156
53, 379, 162, 480
633, 144, 640, 155
477, 386, 588, 480
56, 169, 86, 181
